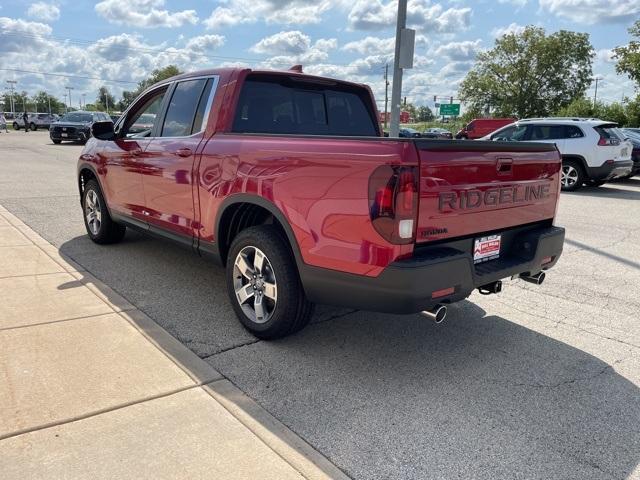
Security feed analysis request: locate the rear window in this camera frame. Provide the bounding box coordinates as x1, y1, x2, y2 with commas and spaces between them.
232, 75, 378, 136
594, 124, 621, 140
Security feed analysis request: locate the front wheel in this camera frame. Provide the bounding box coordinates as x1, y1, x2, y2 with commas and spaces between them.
226, 225, 314, 339
52, 139, 62, 144
561, 160, 584, 191
30, 122, 37, 131
82, 180, 126, 244
13, 122, 19, 130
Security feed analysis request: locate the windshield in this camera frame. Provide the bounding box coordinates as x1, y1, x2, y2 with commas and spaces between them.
61, 113, 92, 123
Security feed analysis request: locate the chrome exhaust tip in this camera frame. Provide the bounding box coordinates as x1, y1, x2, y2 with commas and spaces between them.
520, 271, 546, 285
420, 305, 447, 324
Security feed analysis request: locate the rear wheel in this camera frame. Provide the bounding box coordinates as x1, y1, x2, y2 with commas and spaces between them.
52, 139, 61, 144
226, 225, 314, 339
82, 180, 126, 244
30, 122, 37, 131
561, 160, 584, 191
13, 122, 19, 130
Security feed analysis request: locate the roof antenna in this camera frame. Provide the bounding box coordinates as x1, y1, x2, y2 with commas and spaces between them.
289, 65, 303, 73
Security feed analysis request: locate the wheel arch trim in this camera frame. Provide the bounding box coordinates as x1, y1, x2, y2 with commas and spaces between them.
213, 194, 304, 269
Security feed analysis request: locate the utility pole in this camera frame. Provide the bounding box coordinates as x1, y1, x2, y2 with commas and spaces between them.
389, 0, 408, 137
81, 93, 86, 109
63, 94, 68, 113
383, 64, 389, 130
65, 86, 74, 110
593, 78, 599, 108
6, 80, 17, 115
48, 95, 51, 114
105, 91, 110, 115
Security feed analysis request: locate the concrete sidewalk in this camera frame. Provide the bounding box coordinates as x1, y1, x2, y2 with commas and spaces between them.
0, 204, 348, 479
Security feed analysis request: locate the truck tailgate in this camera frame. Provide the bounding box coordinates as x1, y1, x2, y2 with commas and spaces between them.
414, 140, 561, 243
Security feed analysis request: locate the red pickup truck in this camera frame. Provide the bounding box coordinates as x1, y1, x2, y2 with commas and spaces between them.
78, 67, 565, 339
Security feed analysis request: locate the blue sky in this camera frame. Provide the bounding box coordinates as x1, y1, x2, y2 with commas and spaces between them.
0, 0, 638, 112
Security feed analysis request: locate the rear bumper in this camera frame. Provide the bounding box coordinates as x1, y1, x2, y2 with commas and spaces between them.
587, 160, 633, 181
301, 224, 565, 314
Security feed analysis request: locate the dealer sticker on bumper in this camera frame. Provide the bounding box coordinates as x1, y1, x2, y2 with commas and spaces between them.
474, 234, 501, 264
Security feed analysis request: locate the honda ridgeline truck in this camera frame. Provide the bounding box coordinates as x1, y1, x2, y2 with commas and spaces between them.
77, 68, 565, 339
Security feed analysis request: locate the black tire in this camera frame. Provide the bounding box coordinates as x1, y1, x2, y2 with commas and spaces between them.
13, 122, 19, 130
226, 225, 314, 339
561, 159, 585, 191
82, 180, 126, 244
30, 122, 37, 131
52, 139, 62, 144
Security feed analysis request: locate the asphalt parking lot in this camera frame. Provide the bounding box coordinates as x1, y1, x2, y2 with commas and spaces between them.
1, 131, 639, 479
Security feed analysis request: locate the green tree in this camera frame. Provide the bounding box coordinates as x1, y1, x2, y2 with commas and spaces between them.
613, 20, 640, 88
116, 65, 182, 111
416, 106, 434, 122
601, 102, 627, 125
625, 96, 640, 127
31, 91, 65, 114
95, 86, 117, 112
555, 97, 596, 117
459, 26, 594, 118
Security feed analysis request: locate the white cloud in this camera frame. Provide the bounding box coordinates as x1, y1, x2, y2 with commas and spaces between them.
95, 0, 198, 28
491, 22, 526, 37
343, 36, 395, 55
204, 0, 335, 29
432, 39, 482, 61
539, 0, 640, 24
595, 48, 616, 64
27, 2, 60, 22
347, 0, 471, 33
0, 17, 52, 52
250, 31, 337, 67
251, 30, 312, 55
497, 0, 527, 7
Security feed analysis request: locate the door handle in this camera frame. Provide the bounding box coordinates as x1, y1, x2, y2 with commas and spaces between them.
176, 148, 192, 158
497, 157, 513, 174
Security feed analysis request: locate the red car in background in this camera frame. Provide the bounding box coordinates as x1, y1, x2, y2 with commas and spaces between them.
456, 118, 516, 139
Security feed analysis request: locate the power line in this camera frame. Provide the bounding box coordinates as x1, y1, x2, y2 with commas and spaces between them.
0, 68, 138, 85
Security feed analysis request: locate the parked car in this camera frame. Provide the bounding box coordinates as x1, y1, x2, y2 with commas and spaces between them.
482, 118, 633, 191
50, 111, 111, 144
12, 113, 56, 131
456, 118, 516, 139
423, 127, 453, 139
77, 67, 565, 339
109, 114, 122, 123
620, 128, 640, 178
398, 127, 422, 138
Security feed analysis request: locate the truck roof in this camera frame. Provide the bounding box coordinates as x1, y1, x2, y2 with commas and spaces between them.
160, 67, 367, 89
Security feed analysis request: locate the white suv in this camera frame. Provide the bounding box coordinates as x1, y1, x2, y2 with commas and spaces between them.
482, 118, 633, 191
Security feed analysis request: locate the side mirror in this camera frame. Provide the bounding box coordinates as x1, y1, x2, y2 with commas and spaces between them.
91, 121, 115, 141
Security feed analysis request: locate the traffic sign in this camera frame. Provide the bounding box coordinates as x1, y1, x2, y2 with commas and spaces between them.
439, 103, 460, 116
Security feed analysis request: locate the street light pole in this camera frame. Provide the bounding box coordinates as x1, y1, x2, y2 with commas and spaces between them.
6, 80, 17, 115
389, 0, 408, 138
593, 78, 600, 108
65, 86, 74, 110
105, 92, 109, 115
384, 64, 389, 130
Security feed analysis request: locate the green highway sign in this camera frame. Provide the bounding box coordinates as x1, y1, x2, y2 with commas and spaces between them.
439, 103, 460, 116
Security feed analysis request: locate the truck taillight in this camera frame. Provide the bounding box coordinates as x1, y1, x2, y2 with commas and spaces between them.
369, 165, 418, 244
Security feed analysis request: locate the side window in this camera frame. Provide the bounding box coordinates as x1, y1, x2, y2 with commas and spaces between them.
161, 79, 207, 137
565, 125, 584, 138
122, 87, 167, 138
493, 125, 526, 141
530, 125, 565, 140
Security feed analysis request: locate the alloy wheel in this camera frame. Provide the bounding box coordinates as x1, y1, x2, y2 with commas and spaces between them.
233, 246, 278, 324
85, 190, 102, 235
561, 165, 579, 189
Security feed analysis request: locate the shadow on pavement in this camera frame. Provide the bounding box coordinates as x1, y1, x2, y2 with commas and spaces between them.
58, 232, 640, 479
567, 181, 640, 200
